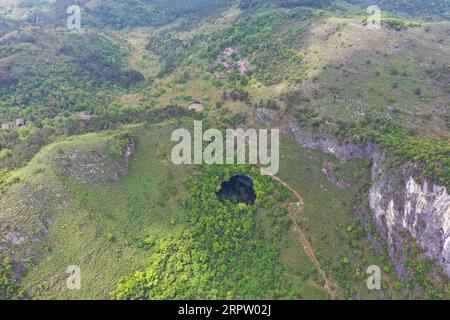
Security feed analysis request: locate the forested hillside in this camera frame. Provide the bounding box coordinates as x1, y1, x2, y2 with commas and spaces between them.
347, 0, 450, 20
0, 0, 449, 300
0, 29, 142, 120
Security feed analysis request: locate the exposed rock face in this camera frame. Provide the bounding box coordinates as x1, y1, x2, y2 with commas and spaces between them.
288, 120, 450, 278
0, 135, 136, 282
236, 59, 251, 75
188, 103, 204, 112
0, 176, 68, 280
370, 152, 450, 277
288, 120, 375, 160
51, 138, 135, 185
217, 47, 251, 75
322, 161, 350, 187
256, 108, 280, 126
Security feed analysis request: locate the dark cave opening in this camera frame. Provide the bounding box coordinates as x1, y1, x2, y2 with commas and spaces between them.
216, 175, 256, 205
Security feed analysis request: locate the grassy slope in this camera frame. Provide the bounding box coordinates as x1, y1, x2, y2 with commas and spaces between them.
0, 2, 448, 300
298, 17, 449, 139
1, 123, 190, 299
130, 5, 448, 138
278, 135, 406, 299
1, 119, 405, 300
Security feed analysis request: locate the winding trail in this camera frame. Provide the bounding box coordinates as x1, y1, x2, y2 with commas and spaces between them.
216, 123, 337, 297
270, 174, 336, 299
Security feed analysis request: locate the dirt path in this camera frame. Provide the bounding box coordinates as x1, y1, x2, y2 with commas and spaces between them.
270, 174, 337, 299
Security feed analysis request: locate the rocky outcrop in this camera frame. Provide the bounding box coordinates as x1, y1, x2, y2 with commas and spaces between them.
0, 174, 69, 281
322, 162, 350, 187
288, 120, 450, 278
288, 120, 375, 160
370, 152, 450, 277
256, 108, 281, 126
51, 138, 135, 185
0, 134, 136, 283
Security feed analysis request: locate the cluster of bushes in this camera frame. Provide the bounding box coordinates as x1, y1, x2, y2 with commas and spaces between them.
0, 257, 19, 300
362, 15, 421, 31
382, 17, 421, 31
146, 34, 190, 77
290, 107, 324, 128
0, 128, 52, 171
252, 99, 280, 110
402, 236, 449, 299
57, 33, 144, 87
114, 233, 214, 299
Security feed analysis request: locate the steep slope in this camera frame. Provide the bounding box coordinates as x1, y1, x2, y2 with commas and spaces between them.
127, 5, 450, 294
288, 120, 449, 298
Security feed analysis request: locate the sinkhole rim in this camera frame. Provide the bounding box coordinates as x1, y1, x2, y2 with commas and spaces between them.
216, 174, 257, 206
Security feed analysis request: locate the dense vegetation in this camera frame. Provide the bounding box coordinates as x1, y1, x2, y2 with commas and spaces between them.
4, 0, 449, 27
0, 0, 449, 301
401, 234, 449, 298
5, 0, 233, 29
0, 30, 142, 125
114, 165, 292, 299
341, 118, 450, 186
147, 6, 313, 83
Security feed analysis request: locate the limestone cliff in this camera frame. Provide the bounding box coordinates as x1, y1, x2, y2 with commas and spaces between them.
288, 121, 450, 278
